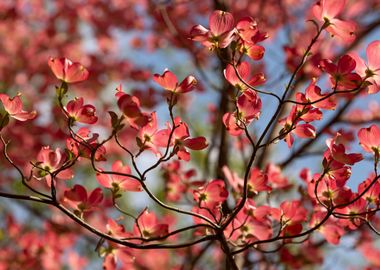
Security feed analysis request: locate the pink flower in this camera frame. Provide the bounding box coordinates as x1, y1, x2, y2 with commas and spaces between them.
48, 57, 89, 83
279, 107, 316, 148
350, 40, 380, 94
162, 117, 208, 161
223, 89, 262, 136
133, 210, 169, 239
34, 146, 74, 185
190, 10, 235, 50
64, 184, 103, 213
312, 0, 356, 42
137, 112, 170, 157
310, 212, 344, 245
325, 133, 363, 165
305, 78, 336, 110
66, 127, 107, 161
235, 17, 267, 60
65, 97, 97, 124
116, 87, 150, 129
96, 160, 142, 192
153, 70, 197, 93
0, 93, 36, 121
193, 179, 228, 209
224, 61, 265, 91
358, 124, 380, 155
225, 200, 273, 242
319, 55, 362, 89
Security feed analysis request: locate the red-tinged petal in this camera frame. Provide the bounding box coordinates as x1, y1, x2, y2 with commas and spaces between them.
358, 125, 380, 153
137, 210, 155, 230
312, 3, 323, 21
248, 168, 271, 193
323, 225, 344, 245
96, 173, 112, 189
177, 75, 197, 93
88, 188, 103, 207
153, 70, 178, 91
65, 62, 89, 83
140, 112, 158, 136
48, 57, 67, 81
339, 73, 362, 89
194, 179, 228, 209
176, 147, 190, 161
236, 16, 256, 31
184, 137, 208, 150
301, 108, 323, 123
65, 185, 87, 202
348, 52, 367, 77
0, 94, 22, 115
223, 112, 243, 136
112, 160, 131, 175
152, 128, 171, 148
322, 0, 346, 19
237, 90, 262, 122
103, 254, 116, 270
330, 143, 363, 165
66, 98, 84, 115
218, 30, 235, 48
250, 219, 272, 241
56, 168, 74, 180
368, 81, 380, 94
327, 18, 356, 43
283, 223, 303, 236
248, 72, 266, 87
173, 117, 190, 140
294, 124, 316, 138
222, 165, 242, 192
12, 110, 37, 121
320, 59, 337, 74
246, 44, 265, 60
189, 25, 210, 42
119, 179, 143, 192
224, 62, 251, 89
150, 224, 169, 238
305, 79, 336, 110
77, 105, 97, 124
285, 133, 294, 148
367, 40, 380, 71
117, 94, 141, 118
337, 55, 356, 74
209, 10, 234, 36
127, 113, 150, 129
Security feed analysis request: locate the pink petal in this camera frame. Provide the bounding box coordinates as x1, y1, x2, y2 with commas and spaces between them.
12, 111, 37, 121
322, 0, 346, 19
153, 70, 178, 91
294, 124, 316, 138
337, 55, 356, 74
348, 52, 367, 77
65, 185, 87, 202
56, 168, 74, 180
65, 62, 89, 83
367, 40, 380, 71
177, 75, 197, 93
48, 57, 66, 81
88, 188, 103, 206
209, 10, 234, 36
184, 137, 208, 150
96, 173, 112, 189
119, 179, 142, 192
0, 94, 22, 115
